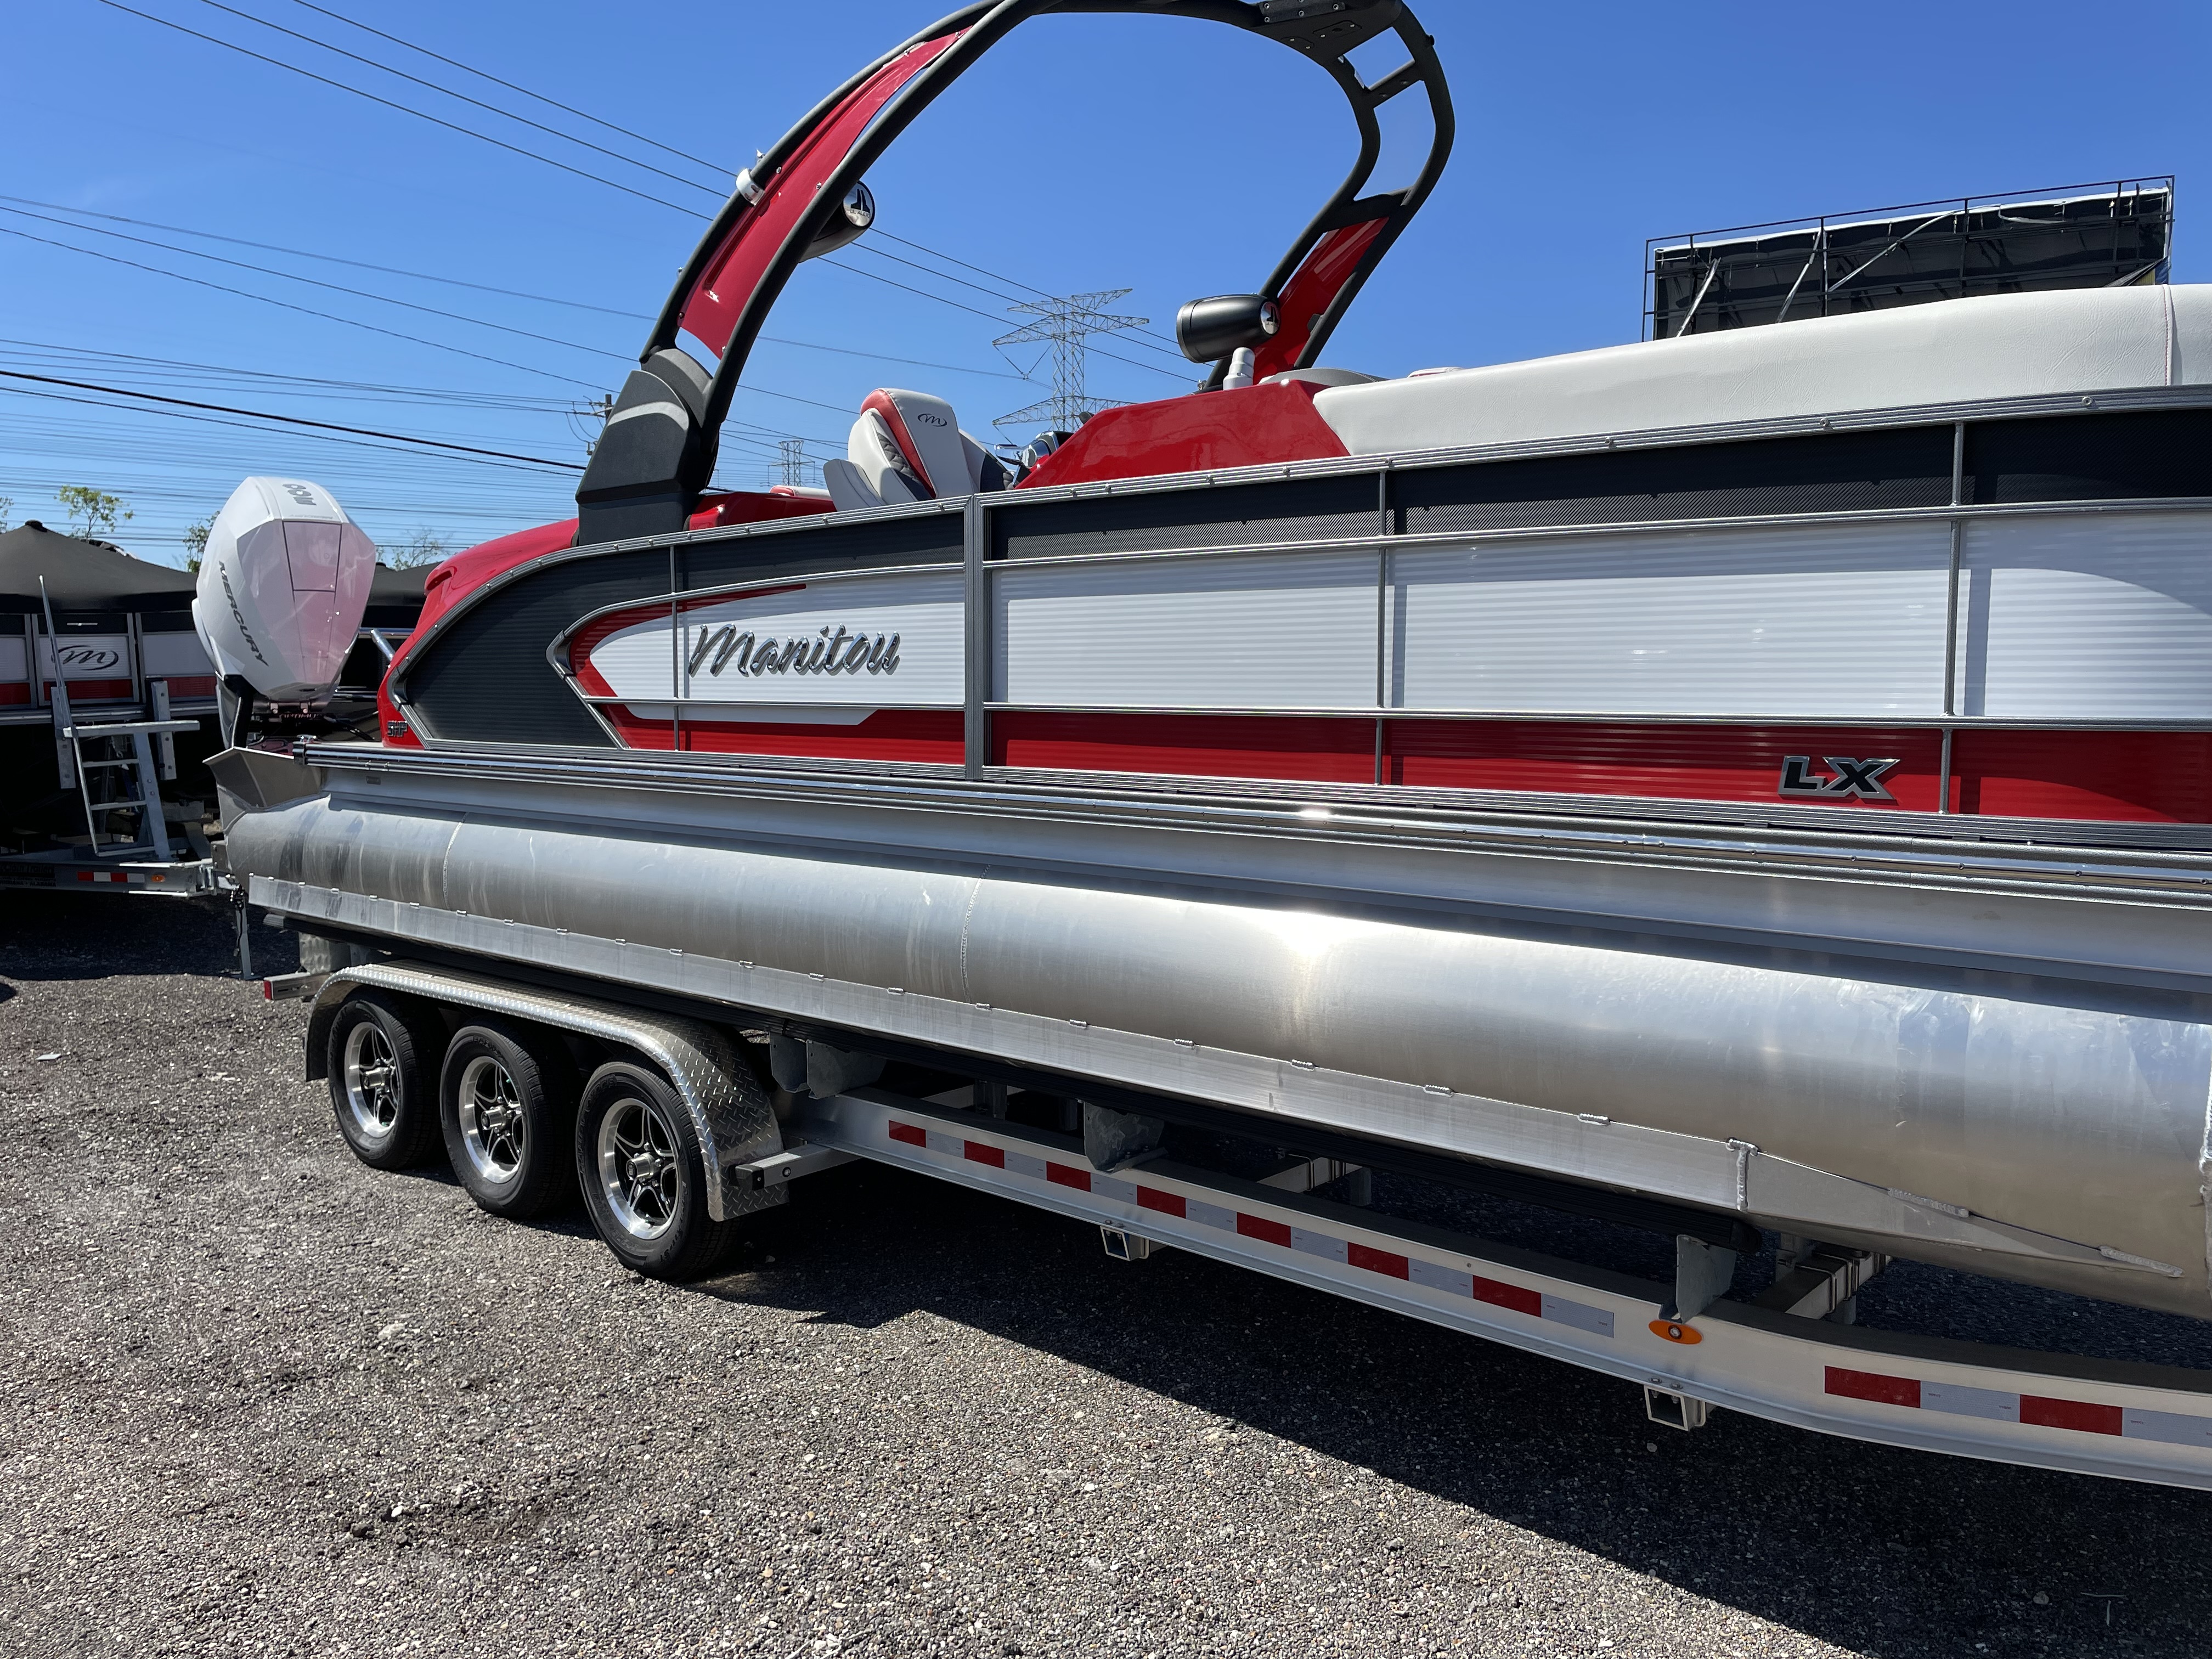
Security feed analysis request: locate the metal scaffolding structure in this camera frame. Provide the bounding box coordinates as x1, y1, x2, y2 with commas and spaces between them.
1645, 178, 2175, 341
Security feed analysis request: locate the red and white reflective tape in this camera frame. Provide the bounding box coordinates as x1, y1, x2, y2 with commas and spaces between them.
1826, 1365, 2212, 1449
885, 1118, 1614, 1340
75, 870, 160, 884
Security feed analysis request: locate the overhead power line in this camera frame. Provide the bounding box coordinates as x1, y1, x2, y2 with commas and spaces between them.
0, 203, 628, 362
0, 193, 644, 318
2, 198, 1042, 385
855, 235, 1192, 364
822, 256, 1187, 383
0, 225, 901, 434
0, 369, 585, 467
0, 222, 604, 388
289, 0, 736, 178
0, 387, 577, 478
272, 1, 1176, 371
92, 11, 1185, 387
0, 337, 580, 412
867, 229, 1189, 357
195, 0, 722, 199
93, 0, 708, 218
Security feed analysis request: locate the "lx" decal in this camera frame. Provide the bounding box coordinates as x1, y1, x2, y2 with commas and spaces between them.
1778, 755, 1900, 802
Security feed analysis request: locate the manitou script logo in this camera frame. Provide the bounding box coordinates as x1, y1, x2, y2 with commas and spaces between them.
685, 622, 899, 679
53, 645, 122, 672
1777, 755, 1900, 802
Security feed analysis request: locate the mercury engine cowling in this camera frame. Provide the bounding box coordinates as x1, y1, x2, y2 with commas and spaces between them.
193, 477, 377, 717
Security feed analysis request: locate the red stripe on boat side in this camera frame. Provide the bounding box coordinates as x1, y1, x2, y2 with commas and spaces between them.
674, 709, 964, 764
600, 704, 961, 762
1952, 729, 2212, 823
1387, 720, 1948, 812
0, 682, 27, 705
44, 679, 134, 701
991, 712, 1376, 783
991, 713, 2212, 827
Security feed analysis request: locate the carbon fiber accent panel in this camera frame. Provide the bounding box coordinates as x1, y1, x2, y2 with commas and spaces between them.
1966, 409, 2212, 504
674, 515, 961, 591
404, 547, 667, 747
1393, 426, 1954, 535
995, 475, 1377, 560
306, 960, 783, 1220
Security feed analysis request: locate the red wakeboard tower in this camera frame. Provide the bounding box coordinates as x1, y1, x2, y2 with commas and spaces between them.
572, 0, 1452, 545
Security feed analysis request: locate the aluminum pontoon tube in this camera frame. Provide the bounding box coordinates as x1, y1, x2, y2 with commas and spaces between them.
230, 788, 2212, 1320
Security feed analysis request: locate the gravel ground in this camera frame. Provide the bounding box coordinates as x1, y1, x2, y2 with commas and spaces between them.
4, 893, 2211, 1659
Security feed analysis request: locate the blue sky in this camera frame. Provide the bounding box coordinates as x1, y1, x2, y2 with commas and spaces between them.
3, 0, 2206, 565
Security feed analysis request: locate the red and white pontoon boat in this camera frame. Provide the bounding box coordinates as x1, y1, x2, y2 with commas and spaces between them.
220, 1, 2212, 1483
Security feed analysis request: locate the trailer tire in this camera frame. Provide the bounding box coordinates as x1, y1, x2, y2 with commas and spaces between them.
326, 991, 444, 1171
574, 1061, 735, 1280
438, 1020, 577, 1220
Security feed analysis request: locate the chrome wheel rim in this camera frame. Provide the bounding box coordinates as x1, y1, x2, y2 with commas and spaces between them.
456, 1055, 527, 1185
341, 1021, 399, 1142
597, 1093, 680, 1240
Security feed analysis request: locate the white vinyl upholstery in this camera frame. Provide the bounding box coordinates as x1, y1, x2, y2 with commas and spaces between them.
851, 388, 968, 501
831, 388, 1011, 507
821, 457, 881, 512
1311, 285, 2212, 455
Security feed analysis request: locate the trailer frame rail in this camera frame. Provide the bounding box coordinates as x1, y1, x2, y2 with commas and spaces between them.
781, 1087, 2212, 1489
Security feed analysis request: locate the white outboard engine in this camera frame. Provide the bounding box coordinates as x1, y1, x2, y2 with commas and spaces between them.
193, 477, 376, 744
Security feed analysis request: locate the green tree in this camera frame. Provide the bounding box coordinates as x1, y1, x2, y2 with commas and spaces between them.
0, 495, 13, 533
182, 517, 212, 573
387, 527, 451, 569
55, 486, 132, 540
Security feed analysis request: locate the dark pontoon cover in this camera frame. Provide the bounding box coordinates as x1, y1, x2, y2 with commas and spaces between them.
0, 522, 198, 614
363, 561, 427, 629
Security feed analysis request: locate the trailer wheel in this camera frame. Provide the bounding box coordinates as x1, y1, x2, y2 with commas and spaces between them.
437, 1020, 577, 1220
326, 991, 443, 1170
574, 1061, 734, 1280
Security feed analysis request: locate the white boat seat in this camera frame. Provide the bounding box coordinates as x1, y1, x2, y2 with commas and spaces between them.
825, 387, 1011, 510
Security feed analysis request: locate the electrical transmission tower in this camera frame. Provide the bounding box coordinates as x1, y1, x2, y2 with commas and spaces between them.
994, 289, 1149, 435
776, 437, 807, 487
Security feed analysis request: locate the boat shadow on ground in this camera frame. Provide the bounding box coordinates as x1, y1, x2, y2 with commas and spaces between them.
0, 891, 295, 983
689, 1159, 2212, 1659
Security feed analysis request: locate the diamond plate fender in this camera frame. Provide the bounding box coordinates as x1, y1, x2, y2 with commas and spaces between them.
303, 960, 783, 1220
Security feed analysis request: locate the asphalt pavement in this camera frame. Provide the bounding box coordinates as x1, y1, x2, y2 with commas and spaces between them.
3, 891, 2209, 1658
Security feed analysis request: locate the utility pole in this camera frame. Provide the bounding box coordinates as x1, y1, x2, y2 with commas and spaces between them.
777, 437, 806, 488
572, 392, 614, 458
994, 289, 1149, 436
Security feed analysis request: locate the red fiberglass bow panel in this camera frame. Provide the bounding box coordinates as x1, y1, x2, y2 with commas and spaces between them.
676, 33, 962, 361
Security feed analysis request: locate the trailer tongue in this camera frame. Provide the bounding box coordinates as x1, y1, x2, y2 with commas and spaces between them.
217, 1, 2212, 1483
